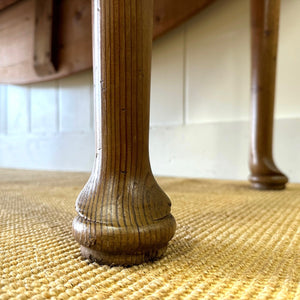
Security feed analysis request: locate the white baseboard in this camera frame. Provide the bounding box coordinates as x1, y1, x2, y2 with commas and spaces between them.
0, 133, 95, 172
0, 118, 299, 183
150, 118, 300, 183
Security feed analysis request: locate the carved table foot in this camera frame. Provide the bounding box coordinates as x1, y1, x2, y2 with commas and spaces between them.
72, 0, 176, 266
249, 0, 288, 190
249, 158, 288, 190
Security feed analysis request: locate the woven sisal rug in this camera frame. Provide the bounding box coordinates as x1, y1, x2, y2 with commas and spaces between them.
0, 169, 299, 299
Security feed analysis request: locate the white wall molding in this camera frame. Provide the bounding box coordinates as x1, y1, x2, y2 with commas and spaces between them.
150, 118, 300, 183
0, 132, 95, 172
0, 118, 299, 183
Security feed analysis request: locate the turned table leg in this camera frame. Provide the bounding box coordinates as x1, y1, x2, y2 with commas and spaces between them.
249, 0, 288, 190
72, 0, 176, 266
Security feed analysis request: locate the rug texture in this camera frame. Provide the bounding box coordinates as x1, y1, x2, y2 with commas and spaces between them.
0, 169, 299, 299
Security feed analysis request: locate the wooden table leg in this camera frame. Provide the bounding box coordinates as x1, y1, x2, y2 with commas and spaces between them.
249, 0, 288, 190
72, 0, 176, 266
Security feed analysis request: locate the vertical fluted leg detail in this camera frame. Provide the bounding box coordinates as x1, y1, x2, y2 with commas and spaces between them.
249, 0, 288, 190
72, 0, 176, 266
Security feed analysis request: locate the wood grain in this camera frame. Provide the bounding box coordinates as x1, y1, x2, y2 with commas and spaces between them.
0, 0, 92, 84
72, 0, 176, 266
249, 0, 288, 190
0, 0, 19, 10
0, 0, 215, 84
33, 0, 56, 76
153, 0, 216, 38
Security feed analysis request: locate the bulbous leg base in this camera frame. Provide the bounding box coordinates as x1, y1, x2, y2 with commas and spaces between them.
73, 210, 176, 266
249, 158, 288, 190
80, 245, 167, 266
249, 174, 288, 190
74, 0, 176, 266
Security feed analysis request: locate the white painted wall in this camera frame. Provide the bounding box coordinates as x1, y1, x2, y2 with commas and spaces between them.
0, 0, 300, 182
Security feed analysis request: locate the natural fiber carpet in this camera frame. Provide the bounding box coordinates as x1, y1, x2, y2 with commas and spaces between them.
0, 169, 299, 300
